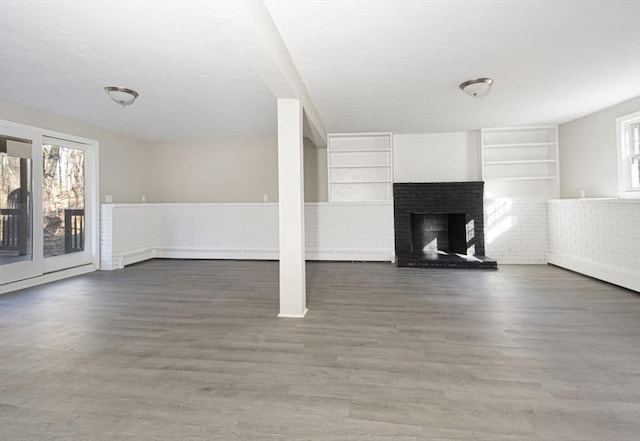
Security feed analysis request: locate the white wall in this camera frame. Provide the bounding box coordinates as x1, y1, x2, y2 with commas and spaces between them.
0, 100, 150, 204
147, 137, 279, 203
146, 136, 327, 203
559, 96, 640, 199
547, 199, 640, 291
304, 138, 328, 202
393, 132, 480, 183
101, 202, 394, 269
484, 198, 549, 264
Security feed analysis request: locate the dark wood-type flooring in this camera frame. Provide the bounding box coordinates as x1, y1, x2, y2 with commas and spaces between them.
1, 260, 639, 440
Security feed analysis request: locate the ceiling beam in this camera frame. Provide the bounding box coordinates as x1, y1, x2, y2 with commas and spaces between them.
198, 0, 327, 147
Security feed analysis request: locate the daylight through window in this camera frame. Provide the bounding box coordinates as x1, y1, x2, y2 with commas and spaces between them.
618, 111, 640, 196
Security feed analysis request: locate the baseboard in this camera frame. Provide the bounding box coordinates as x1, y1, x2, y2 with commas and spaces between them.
101, 248, 155, 270
154, 248, 279, 260
100, 247, 394, 270
305, 249, 393, 261
0, 264, 97, 295
492, 259, 547, 264
546, 252, 640, 292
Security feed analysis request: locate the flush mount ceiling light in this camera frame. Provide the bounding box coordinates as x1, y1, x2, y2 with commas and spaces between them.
104, 86, 139, 107
459, 77, 493, 97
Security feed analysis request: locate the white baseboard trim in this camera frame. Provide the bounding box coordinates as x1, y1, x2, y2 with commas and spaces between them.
155, 248, 279, 261
0, 264, 97, 295
546, 252, 640, 292
100, 247, 395, 270
493, 259, 547, 264
101, 247, 155, 270
305, 249, 393, 262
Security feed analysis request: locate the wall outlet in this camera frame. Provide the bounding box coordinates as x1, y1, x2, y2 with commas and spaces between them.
105, 195, 113, 203
263, 194, 269, 202
141, 195, 146, 202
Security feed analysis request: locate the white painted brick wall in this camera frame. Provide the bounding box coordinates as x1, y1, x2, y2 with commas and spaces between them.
305, 202, 395, 260
101, 202, 394, 269
484, 198, 549, 263
547, 199, 640, 291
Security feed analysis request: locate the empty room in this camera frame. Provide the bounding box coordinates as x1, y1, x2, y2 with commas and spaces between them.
1, 0, 639, 440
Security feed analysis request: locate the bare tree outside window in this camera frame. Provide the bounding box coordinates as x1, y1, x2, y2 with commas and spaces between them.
42, 144, 84, 258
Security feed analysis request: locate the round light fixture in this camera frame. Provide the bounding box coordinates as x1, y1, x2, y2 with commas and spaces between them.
104, 86, 139, 107
459, 78, 493, 97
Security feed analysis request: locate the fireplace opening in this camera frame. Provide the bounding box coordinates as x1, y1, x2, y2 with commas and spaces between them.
411, 213, 467, 254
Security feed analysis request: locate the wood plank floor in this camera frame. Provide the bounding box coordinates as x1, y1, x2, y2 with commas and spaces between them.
1, 260, 639, 440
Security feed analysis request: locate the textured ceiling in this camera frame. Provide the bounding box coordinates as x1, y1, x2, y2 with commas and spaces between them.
0, 0, 277, 141
264, 0, 640, 133
0, 0, 639, 141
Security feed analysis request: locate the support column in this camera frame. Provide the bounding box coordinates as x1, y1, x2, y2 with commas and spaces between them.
277, 98, 307, 318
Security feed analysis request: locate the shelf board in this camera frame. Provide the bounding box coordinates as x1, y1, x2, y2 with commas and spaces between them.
331, 180, 391, 184
482, 126, 556, 132
329, 164, 390, 169
329, 148, 390, 153
484, 159, 557, 165
483, 142, 555, 149
485, 176, 558, 181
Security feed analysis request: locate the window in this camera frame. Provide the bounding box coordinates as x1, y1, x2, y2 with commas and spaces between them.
617, 111, 640, 197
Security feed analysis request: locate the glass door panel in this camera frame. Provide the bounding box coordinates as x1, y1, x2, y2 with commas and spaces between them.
0, 127, 43, 285
42, 137, 95, 274
1, 136, 32, 265
42, 143, 85, 258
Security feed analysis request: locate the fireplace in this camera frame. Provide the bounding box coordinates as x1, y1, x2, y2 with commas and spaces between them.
393, 182, 497, 269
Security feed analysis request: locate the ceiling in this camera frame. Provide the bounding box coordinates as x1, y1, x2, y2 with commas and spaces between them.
1, 0, 639, 142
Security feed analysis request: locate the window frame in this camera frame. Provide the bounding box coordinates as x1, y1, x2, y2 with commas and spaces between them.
616, 110, 640, 198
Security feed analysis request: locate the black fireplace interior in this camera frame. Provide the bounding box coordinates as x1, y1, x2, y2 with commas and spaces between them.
394, 182, 497, 269
411, 213, 466, 254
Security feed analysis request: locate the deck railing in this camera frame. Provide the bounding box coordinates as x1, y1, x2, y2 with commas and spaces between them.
64, 209, 85, 253
0, 208, 23, 251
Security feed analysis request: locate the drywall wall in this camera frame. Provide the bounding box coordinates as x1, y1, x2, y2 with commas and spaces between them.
304, 138, 328, 202
147, 136, 328, 203
147, 137, 279, 202
0, 100, 150, 203
559, 96, 640, 198
393, 132, 480, 183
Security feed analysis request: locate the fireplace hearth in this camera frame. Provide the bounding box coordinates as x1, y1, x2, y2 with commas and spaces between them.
393, 182, 497, 269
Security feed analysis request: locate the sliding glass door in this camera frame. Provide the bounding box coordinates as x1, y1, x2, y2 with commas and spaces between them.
0, 121, 97, 286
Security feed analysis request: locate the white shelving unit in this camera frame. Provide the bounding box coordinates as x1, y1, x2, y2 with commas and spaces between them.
481, 126, 559, 198
327, 133, 392, 202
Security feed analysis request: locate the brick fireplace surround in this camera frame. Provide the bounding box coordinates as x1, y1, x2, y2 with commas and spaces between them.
393, 182, 497, 269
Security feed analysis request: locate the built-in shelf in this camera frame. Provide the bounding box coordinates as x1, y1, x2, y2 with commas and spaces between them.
328, 133, 393, 202
481, 126, 559, 198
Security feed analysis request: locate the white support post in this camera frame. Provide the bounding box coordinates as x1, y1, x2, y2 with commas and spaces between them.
277, 98, 307, 318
